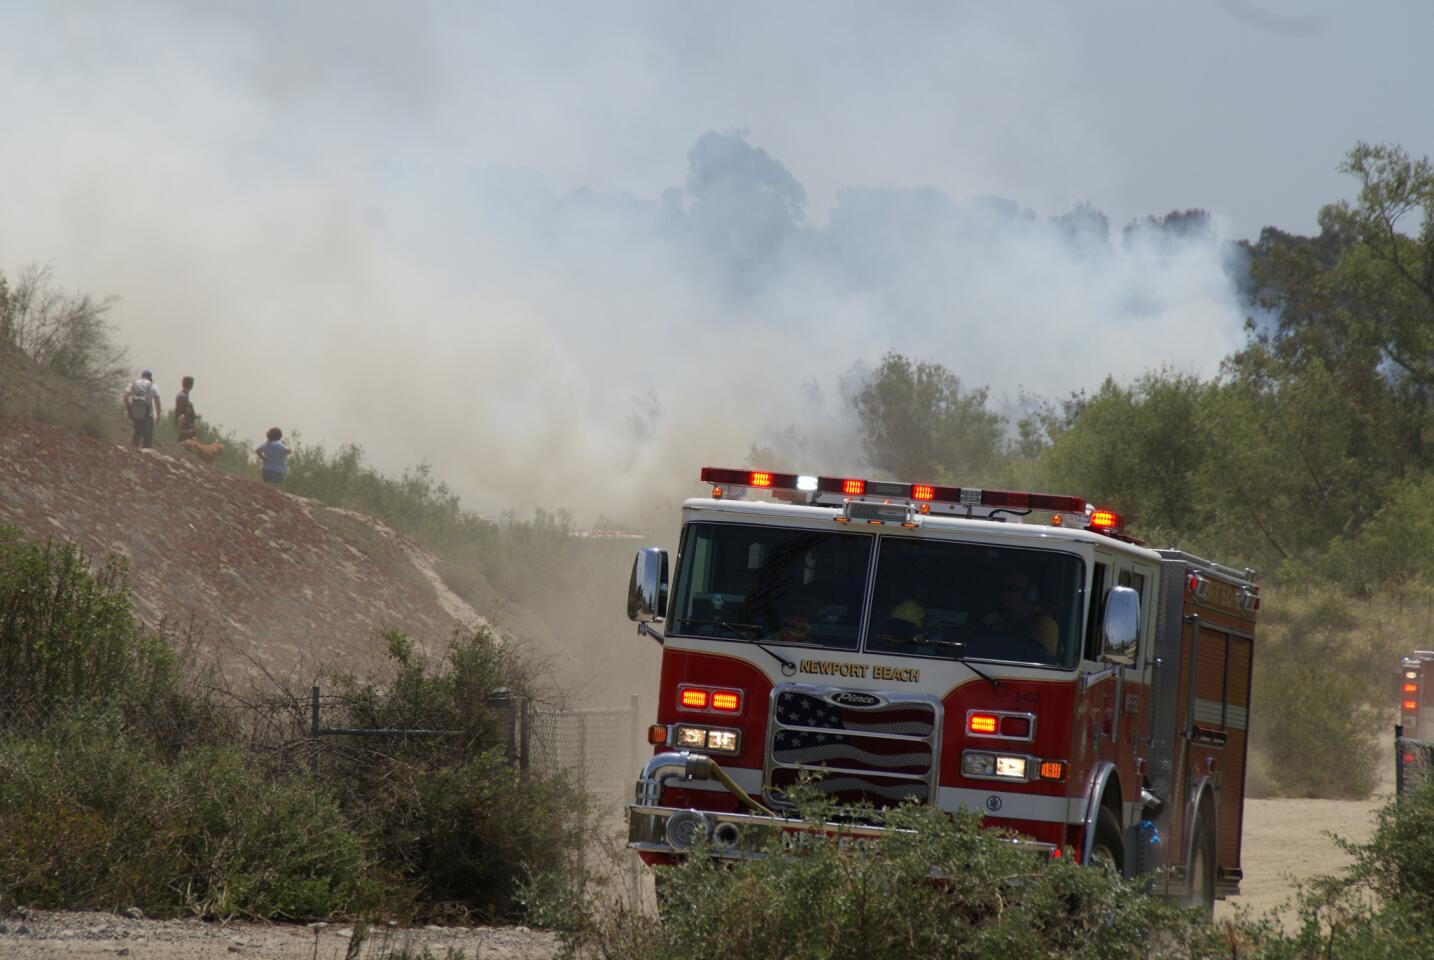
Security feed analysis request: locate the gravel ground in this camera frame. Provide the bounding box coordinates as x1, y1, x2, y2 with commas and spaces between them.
0, 909, 559, 960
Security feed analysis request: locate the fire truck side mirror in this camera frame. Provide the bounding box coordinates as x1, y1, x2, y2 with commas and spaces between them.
628, 547, 669, 624
1100, 586, 1140, 666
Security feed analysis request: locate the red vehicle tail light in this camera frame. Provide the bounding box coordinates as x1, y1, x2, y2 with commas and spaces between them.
1404, 699, 1419, 712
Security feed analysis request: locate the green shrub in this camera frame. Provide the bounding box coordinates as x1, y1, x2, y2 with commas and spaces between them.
0, 711, 369, 918
1352, 777, 1434, 915
0, 524, 177, 702
321, 628, 587, 921
533, 799, 1222, 960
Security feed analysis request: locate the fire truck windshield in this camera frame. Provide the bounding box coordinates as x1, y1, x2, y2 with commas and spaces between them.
669, 523, 1084, 667
866, 538, 1084, 667
670, 523, 873, 650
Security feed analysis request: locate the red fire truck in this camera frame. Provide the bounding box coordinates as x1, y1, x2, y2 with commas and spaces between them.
626, 467, 1259, 911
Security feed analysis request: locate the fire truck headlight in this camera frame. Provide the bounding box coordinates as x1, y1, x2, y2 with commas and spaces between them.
707, 730, 740, 753
675, 726, 707, 749
672, 725, 741, 756
963, 752, 996, 777
995, 756, 1027, 779
963, 751, 1033, 781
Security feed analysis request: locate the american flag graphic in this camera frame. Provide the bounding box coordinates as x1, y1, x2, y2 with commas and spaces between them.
773, 691, 936, 737
768, 690, 937, 807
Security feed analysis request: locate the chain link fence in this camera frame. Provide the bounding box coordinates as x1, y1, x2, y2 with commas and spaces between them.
0, 688, 644, 809
526, 697, 642, 815
1396, 725, 1434, 797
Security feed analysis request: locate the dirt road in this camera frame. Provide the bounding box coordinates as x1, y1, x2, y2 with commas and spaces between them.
1217, 794, 1383, 920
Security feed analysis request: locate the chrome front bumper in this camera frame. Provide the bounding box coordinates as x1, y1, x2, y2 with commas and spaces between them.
627, 750, 1057, 860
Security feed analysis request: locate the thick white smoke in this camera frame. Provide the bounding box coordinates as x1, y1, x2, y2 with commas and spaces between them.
0, 3, 1258, 525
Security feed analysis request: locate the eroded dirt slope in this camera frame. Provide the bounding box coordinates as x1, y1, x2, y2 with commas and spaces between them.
0, 415, 483, 685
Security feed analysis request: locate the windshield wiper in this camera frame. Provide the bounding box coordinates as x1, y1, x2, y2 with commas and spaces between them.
924, 638, 1004, 694
681, 618, 798, 677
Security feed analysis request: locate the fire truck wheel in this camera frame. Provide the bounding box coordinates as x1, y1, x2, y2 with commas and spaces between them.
1184, 818, 1216, 915
1089, 806, 1125, 876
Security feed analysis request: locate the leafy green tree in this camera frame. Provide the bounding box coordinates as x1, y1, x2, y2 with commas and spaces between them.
1028, 370, 1212, 543
850, 352, 1004, 482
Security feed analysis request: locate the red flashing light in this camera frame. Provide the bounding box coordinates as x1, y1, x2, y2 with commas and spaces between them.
968, 713, 999, 735
1404, 699, 1419, 712
1090, 510, 1119, 530
1405, 683, 1419, 694
697, 467, 1089, 517
711, 690, 742, 713
679, 685, 744, 715
1405, 753, 1417, 764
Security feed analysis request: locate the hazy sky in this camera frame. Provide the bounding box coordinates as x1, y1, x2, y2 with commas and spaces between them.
2, 1, 1431, 520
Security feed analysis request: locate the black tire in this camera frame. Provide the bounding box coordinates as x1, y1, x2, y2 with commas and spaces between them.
1183, 817, 1216, 915
1088, 806, 1125, 876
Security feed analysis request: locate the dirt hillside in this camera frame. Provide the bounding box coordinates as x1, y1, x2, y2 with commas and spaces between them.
0, 415, 484, 686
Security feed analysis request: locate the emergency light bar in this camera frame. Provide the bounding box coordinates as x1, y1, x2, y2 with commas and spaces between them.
698, 466, 1134, 538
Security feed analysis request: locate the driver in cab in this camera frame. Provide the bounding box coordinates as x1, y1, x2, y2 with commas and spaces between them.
982, 573, 1059, 660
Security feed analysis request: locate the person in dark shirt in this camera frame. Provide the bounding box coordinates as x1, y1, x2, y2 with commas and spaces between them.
174, 375, 198, 441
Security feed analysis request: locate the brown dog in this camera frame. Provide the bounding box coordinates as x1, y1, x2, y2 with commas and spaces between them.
179, 438, 225, 465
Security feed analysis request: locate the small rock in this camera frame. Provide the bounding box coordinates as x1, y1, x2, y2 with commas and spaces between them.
60, 928, 79, 939
0, 923, 8, 934
425, 924, 443, 931
125, 907, 144, 920
118, 950, 130, 957
336, 928, 353, 938
15, 924, 29, 936
228, 946, 241, 954
13, 907, 28, 918
306, 921, 328, 932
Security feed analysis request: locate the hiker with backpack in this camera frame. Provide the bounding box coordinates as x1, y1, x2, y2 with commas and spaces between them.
122, 370, 162, 448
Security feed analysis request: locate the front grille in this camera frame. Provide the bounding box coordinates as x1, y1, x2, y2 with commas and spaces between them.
765, 685, 941, 809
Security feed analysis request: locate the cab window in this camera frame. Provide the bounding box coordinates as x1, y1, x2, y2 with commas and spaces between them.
669, 523, 873, 650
